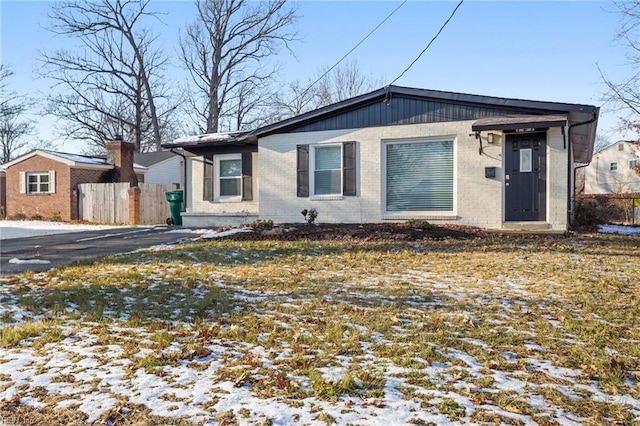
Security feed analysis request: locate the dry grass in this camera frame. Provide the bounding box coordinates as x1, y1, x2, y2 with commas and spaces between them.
0, 232, 638, 424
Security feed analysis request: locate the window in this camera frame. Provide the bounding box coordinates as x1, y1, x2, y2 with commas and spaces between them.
610, 162, 618, 172
630, 159, 639, 169
618, 144, 624, 151
312, 145, 342, 195
202, 152, 253, 202
296, 142, 356, 198
20, 171, 55, 194
216, 154, 242, 200
385, 139, 454, 213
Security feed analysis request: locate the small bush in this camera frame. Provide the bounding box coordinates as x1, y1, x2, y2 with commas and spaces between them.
404, 219, 434, 229
251, 219, 274, 230
574, 195, 635, 229
573, 199, 603, 230
301, 208, 318, 225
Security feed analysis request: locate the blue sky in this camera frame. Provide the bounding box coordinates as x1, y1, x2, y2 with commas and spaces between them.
0, 0, 634, 153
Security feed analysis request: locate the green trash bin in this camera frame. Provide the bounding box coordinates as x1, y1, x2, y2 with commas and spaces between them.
164, 189, 184, 226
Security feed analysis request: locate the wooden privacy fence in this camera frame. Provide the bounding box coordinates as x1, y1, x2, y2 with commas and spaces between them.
78, 182, 177, 225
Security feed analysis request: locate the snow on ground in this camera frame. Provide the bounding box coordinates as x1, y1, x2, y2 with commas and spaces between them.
0, 220, 126, 240
0, 234, 638, 424
598, 223, 640, 235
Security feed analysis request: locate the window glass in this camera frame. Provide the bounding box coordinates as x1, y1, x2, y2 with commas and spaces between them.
314, 146, 341, 195
220, 159, 241, 177
610, 162, 618, 171
218, 158, 242, 197
27, 172, 50, 194
386, 140, 454, 212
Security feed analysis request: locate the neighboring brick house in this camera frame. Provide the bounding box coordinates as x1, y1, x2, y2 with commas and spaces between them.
0, 167, 6, 218
2, 139, 146, 221
163, 85, 599, 232
584, 140, 640, 194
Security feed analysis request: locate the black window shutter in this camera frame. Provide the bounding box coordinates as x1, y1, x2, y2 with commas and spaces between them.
242, 152, 253, 201
203, 157, 214, 201
297, 144, 309, 197
343, 141, 356, 196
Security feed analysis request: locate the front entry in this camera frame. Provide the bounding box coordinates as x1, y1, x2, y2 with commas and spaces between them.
505, 132, 547, 221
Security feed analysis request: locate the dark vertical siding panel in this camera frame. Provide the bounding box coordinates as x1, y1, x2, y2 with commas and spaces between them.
281, 97, 553, 133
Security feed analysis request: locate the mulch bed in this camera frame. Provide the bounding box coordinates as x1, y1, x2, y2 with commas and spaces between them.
218, 222, 565, 242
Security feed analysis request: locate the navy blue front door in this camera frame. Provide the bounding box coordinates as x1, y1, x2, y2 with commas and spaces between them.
505, 133, 546, 221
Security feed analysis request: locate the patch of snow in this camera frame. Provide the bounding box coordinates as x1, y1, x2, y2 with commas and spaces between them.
8, 258, 51, 265
0, 220, 127, 240
598, 224, 640, 235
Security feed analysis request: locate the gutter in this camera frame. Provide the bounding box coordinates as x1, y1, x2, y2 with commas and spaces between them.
170, 148, 188, 210
566, 113, 598, 229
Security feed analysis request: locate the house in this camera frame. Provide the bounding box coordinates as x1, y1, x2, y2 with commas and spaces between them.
133, 151, 184, 188
0, 167, 6, 218
163, 86, 599, 232
584, 140, 640, 194
2, 139, 146, 221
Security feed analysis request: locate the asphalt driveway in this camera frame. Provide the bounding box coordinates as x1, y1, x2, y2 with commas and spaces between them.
0, 226, 194, 275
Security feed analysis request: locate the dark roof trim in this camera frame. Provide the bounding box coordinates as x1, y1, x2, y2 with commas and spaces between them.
472, 114, 568, 132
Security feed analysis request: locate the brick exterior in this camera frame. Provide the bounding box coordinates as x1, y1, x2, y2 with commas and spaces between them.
5, 154, 145, 222
106, 139, 138, 187
0, 172, 6, 218
6, 155, 79, 221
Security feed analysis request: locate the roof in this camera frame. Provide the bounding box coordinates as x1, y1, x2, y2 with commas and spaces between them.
1, 150, 147, 171
471, 114, 569, 131
133, 151, 178, 167
162, 131, 252, 149
252, 85, 599, 163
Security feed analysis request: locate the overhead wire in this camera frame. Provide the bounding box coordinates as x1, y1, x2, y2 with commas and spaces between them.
388, 0, 465, 87
297, 0, 408, 101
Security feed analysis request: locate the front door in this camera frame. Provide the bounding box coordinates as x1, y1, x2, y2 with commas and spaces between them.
505, 132, 546, 221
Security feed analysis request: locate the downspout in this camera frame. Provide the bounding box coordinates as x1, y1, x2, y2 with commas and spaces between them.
170, 148, 188, 210
566, 113, 597, 229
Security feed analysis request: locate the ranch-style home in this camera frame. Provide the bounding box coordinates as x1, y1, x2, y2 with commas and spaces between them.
163, 85, 599, 232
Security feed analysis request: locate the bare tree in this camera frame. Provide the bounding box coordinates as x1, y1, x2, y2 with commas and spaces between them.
179, 0, 297, 134
271, 61, 382, 121
41, 0, 177, 152
0, 65, 35, 163
315, 60, 383, 106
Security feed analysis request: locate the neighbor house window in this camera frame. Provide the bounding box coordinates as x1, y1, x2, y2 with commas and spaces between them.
630, 159, 639, 169
215, 154, 242, 200
385, 139, 454, 213
610, 162, 618, 172
618, 144, 624, 151
296, 142, 357, 198
20, 171, 55, 194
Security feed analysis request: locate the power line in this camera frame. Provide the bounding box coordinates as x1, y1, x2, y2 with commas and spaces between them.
299, 0, 408, 99
388, 0, 464, 87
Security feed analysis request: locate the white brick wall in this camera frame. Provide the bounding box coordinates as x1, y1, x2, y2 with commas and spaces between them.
183, 153, 259, 227
259, 122, 571, 230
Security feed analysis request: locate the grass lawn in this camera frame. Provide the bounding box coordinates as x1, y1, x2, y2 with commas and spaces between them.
0, 232, 638, 425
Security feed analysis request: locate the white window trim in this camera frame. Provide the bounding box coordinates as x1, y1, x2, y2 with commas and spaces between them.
382, 138, 457, 217
309, 143, 343, 199
610, 162, 618, 172
25, 171, 54, 194
214, 153, 242, 202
